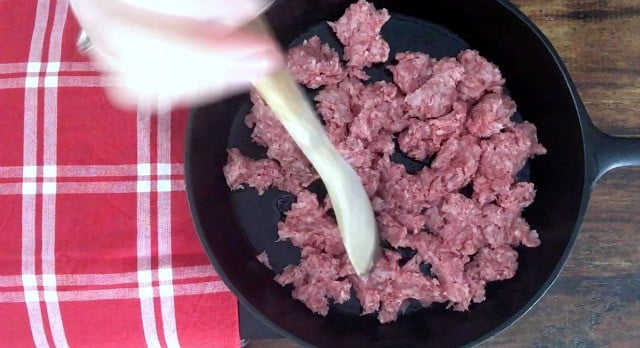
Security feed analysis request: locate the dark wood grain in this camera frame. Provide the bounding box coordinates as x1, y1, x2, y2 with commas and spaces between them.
248, 1, 640, 346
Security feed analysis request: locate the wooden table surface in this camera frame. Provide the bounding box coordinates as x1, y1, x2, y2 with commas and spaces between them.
248, 1, 640, 346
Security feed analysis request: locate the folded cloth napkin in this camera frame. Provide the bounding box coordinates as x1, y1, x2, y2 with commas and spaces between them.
0, 1, 239, 346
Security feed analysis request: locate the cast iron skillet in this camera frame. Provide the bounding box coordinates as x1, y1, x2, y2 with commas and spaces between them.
184, 0, 640, 347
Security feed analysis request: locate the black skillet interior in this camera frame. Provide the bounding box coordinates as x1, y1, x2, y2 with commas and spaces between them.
185, 0, 589, 347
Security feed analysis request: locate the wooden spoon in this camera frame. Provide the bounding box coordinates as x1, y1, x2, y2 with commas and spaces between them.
250, 18, 380, 276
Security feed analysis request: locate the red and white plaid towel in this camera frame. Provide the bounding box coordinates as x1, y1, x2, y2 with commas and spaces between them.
0, 1, 239, 346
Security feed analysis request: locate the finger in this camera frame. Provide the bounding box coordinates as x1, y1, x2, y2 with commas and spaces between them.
73, 4, 284, 66
104, 39, 282, 110
100, 17, 285, 83
80, 26, 283, 110
70, 0, 275, 40
113, 0, 275, 24
105, 73, 252, 111
112, 58, 279, 108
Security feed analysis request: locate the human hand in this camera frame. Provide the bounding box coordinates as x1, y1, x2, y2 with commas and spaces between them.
69, 0, 283, 110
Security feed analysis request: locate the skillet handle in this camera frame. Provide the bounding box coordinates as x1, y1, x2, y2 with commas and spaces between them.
585, 125, 640, 186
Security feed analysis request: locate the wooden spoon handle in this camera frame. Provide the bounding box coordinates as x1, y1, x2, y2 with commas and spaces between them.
254, 66, 379, 276
249, 17, 379, 275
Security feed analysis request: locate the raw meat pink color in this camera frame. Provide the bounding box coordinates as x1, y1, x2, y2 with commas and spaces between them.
398, 100, 468, 160
457, 49, 505, 102
328, 0, 390, 70
466, 93, 516, 138
256, 251, 272, 270
224, 149, 282, 194
405, 58, 465, 119
223, 0, 547, 324
286, 35, 347, 89
472, 121, 547, 204
388, 52, 437, 94
348, 250, 443, 322
276, 191, 346, 256
314, 80, 358, 144
430, 134, 483, 193
242, 90, 319, 190
224, 148, 313, 194
349, 81, 406, 141
465, 245, 518, 303
276, 249, 352, 316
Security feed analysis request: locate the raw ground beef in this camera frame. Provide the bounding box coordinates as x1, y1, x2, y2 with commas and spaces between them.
287, 35, 347, 89
223, 0, 547, 324
388, 52, 437, 94
328, 0, 390, 71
